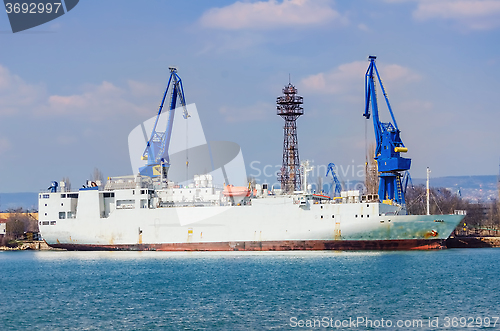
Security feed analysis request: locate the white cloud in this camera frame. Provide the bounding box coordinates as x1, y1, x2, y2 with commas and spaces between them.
56, 134, 78, 146
301, 61, 367, 95
43, 81, 147, 121
380, 64, 422, 83
0, 138, 11, 155
301, 61, 421, 95
0, 65, 46, 116
200, 0, 345, 30
392, 0, 500, 30
127, 80, 162, 98
0, 64, 155, 122
357, 23, 370, 32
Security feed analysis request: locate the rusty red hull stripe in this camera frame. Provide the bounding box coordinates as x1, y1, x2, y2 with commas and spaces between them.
49, 239, 445, 251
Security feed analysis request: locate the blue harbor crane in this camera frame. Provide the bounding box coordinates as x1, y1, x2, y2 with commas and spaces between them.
326, 163, 342, 198
364, 56, 411, 205
140, 67, 190, 178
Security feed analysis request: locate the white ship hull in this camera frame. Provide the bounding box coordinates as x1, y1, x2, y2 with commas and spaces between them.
38, 185, 464, 251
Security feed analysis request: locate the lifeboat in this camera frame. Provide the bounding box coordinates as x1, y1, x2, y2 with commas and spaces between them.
223, 185, 250, 197
312, 194, 331, 200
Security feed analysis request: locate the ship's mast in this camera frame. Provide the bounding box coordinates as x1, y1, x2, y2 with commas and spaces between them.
426, 167, 431, 215
302, 160, 314, 194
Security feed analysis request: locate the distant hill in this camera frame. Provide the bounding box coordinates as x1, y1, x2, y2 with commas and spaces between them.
412, 175, 498, 202
0, 192, 38, 211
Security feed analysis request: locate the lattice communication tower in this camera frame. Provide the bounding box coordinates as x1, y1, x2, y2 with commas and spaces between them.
277, 82, 304, 193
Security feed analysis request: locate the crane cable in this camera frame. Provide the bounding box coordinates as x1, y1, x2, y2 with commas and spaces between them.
186, 112, 189, 182
365, 118, 368, 187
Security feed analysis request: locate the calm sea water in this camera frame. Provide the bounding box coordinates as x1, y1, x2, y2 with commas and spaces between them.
1, 249, 499, 330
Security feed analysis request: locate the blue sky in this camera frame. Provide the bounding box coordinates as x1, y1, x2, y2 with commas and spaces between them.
0, 0, 499, 192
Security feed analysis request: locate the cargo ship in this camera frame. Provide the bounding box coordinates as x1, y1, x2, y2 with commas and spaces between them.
38, 61, 465, 251
38, 178, 463, 251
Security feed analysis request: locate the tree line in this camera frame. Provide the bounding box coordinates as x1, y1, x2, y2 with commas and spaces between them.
1, 208, 39, 247
406, 185, 500, 236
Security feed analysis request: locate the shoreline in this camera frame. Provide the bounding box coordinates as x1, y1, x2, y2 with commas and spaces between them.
0, 241, 63, 251
446, 236, 500, 248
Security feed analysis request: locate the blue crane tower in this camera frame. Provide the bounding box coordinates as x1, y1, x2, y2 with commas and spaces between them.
364, 56, 411, 205
326, 163, 342, 198
140, 67, 190, 178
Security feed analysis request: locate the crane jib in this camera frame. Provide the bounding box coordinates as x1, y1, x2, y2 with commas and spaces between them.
139, 68, 189, 178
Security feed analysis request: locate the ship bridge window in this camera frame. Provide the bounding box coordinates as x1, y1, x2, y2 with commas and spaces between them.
116, 199, 135, 209
42, 221, 49, 225
50, 221, 56, 225
59, 212, 66, 219
42, 194, 49, 199
61, 194, 66, 198
104, 192, 115, 198
68, 193, 79, 198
